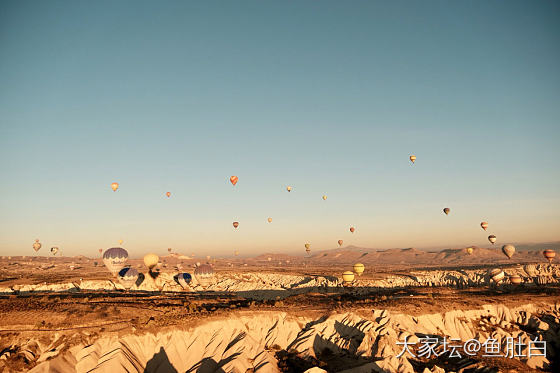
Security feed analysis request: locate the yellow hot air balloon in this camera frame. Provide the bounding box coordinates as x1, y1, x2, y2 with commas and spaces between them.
119, 239, 124, 245
32, 239, 41, 252
111, 182, 119, 192
267, 217, 272, 223
338, 240, 343, 247
488, 235, 497, 244
501, 244, 515, 259
143, 253, 159, 271
466, 247, 474, 255
480, 222, 488, 231
543, 249, 556, 263
286, 186, 292, 192
443, 208, 450, 215
342, 271, 355, 283
304, 243, 310, 250
353, 263, 365, 276
409, 155, 416, 164
234, 250, 239, 256
322, 195, 327, 200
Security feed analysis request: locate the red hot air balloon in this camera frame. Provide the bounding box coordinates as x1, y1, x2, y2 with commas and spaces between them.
543, 249, 556, 263
349, 227, 355, 233
166, 192, 171, 198
233, 221, 239, 229
230, 176, 238, 186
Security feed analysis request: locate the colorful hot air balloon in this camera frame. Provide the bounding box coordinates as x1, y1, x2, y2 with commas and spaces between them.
322, 195, 327, 200
144, 253, 159, 271
342, 271, 355, 284
488, 235, 497, 244
118, 267, 139, 290
111, 182, 119, 192
443, 208, 450, 215
286, 186, 292, 192
50, 247, 59, 255
230, 176, 238, 186
103, 247, 128, 276
480, 222, 488, 231
501, 244, 515, 259
174, 273, 193, 289
466, 247, 474, 255
543, 249, 556, 263
233, 221, 239, 229
166, 192, 171, 198
353, 263, 365, 276
338, 240, 343, 247
489, 268, 504, 283
349, 227, 355, 233
409, 155, 416, 164
509, 275, 522, 285
32, 239, 41, 252
267, 217, 272, 223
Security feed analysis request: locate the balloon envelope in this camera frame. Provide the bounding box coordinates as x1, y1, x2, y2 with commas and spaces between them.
489, 268, 504, 283
342, 271, 355, 283
32, 240, 41, 252
230, 176, 238, 186
509, 275, 522, 285
338, 240, 343, 247
233, 221, 239, 228
103, 247, 129, 275
443, 208, 450, 215
166, 192, 171, 197
111, 182, 119, 191
353, 263, 365, 276
466, 247, 474, 255
267, 217, 272, 223
118, 267, 139, 289
409, 155, 416, 163
350, 227, 355, 233
480, 222, 488, 231
50, 247, 58, 255
322, 195, 327, 200
543, 249, 556, 263
286, 186, 292, 192
488, 235, 497, 244
304, 243, 310, 250
194, 264, 215, 286
144, 253, 159, 270
501, 244, 515, 259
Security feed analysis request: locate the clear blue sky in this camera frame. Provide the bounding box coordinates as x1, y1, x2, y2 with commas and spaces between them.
1, 1, 559, 257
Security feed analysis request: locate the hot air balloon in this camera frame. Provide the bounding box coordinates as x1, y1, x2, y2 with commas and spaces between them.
342, 271, 355, 284
233, 221, 239, 229
443, 208, 450, 215
286, 186, 292, 192
480, 222, 488, 231
32, 239, 41, 252
509, 275, 522, 285
50, 247, 59, 255
353, 263, 365, 276
488, 235, 497, 245
230, 176, 238, 186
118, 267, 139, 290
111, 182, 119, 192
543, 249, 556, 263
466, 247, 474, 255
489, 268, 504, 283
409, 155, 416, 164
98, 248, 103, 254
168, 248, 172, 253
119, 240, 124, 245
103, 247, 128, 276
166, 192, 171, 198
194, 264, 215, 287
174, 273, 193, 289
349, 227, 355, 233
267, 257, 271, 262
338, 240, 343, 247
234, 250, 239, 256
501, 244, 515, 259
322, 195, 327, 200
523, 264, 538, 277
267, 217, 272, 223
143, 253, 159, 271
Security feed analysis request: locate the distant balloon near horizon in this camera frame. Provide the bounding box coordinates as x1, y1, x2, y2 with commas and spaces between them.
501, 244, 515, 259
168, 248, 172, 253
230, 176, 238, 186
409, 155, 416, 164
349, 227, 355, 233
50, 247, 58, 256
543, 249, 556, 263
111, 182, 119, 192
233, 221, 239, 229
166, 192, 171, 198
342, 271, 355, 283
466, 247, 474, 255
443, 208, 450, 215
322, 195, 327, 200
103, 247, 128, 276
488, 235, 497, 244
32, 239, 41, 252
338, 240, 343, 247
267, 217, 272, 223
286, 186, 292, 192
98, 248, 102, 254
353, 263, 365, 276
480, 222, 489, 231
118, 239, 123, 245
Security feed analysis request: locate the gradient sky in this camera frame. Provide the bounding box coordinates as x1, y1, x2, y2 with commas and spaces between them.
1, 1, 559, 257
